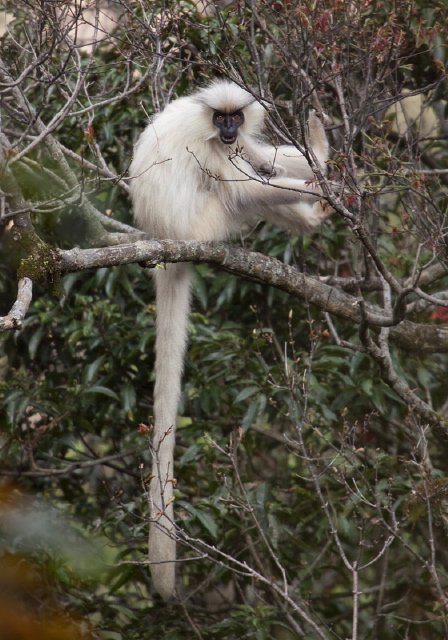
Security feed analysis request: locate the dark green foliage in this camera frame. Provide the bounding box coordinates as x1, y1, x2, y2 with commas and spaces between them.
1, 0, 448, 638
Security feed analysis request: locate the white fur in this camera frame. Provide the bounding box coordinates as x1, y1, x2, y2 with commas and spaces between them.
130, 80, 331, 599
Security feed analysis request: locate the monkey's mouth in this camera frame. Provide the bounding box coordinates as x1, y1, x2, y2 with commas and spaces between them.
221, 134, 236, 144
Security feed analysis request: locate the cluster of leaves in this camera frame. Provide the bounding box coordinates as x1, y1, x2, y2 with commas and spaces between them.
2, 258, 448, 638
1, 0, 448, 638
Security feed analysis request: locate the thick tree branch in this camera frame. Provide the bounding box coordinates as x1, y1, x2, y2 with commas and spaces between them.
58, 239, 448, 354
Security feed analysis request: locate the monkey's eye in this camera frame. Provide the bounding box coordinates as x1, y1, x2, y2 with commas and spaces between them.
214, 113, 225, 122
232, 114, 242, 121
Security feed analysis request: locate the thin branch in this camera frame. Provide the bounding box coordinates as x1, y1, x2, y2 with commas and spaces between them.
0, 448, 140, 478
0, 277, 33, 332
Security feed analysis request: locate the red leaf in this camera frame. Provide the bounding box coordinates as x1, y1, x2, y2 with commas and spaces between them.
430, 306, 448, 322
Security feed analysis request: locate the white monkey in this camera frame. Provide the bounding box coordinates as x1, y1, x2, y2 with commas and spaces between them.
130, 80, 331, 599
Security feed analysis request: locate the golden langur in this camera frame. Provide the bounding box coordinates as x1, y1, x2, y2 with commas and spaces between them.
130, 80, 331, 599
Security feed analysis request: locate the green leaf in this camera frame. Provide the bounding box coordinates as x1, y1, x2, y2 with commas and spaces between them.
235, 386, 259, 403
82, 356, 105, 385
84, 385, 120, 400
193, 270, 208, 310
28, 325, 44, 359
194, 508, 219, 539
120, 380, 136, 412
180, 502, 218, 539
242, 398, 261, 433
179, 444, 200, 465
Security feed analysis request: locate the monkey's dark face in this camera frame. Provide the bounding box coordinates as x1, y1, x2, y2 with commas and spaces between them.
213, 110, 244, 144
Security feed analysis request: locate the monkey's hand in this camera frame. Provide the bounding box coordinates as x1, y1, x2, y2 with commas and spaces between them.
309, 108, 331, 126
257, 163, 280, 178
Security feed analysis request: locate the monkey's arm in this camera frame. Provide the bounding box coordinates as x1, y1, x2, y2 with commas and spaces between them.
256, 110, 329, 179
256, 147, 312, 179
234, 174, 331, 234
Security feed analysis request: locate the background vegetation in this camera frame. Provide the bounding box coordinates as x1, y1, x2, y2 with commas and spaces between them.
0, 0, 448, 638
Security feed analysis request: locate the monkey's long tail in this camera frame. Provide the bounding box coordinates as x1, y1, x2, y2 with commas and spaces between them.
149, 262, 192, 600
